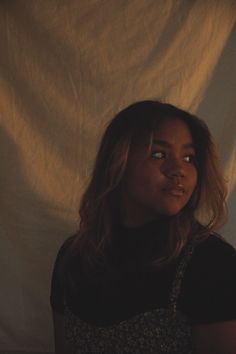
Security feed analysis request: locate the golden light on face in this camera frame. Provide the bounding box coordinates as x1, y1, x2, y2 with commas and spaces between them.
121, 118, 198, 227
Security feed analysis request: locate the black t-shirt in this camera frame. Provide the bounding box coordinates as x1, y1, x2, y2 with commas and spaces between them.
50, 221, 236, 326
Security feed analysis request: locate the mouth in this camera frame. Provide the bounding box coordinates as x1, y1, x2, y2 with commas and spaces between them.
162, 185, 185, 196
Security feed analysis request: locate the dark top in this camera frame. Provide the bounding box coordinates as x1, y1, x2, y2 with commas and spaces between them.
50, 220, 236, 326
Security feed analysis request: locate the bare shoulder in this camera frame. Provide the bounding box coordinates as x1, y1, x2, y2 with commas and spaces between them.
193, 320, 236, 354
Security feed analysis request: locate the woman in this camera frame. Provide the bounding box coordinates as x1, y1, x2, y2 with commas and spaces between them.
50, 101, 236, 353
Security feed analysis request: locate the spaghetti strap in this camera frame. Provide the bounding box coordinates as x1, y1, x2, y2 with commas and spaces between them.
168, 242, 195, 315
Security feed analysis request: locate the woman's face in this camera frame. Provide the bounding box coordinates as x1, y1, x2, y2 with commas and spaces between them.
121, 118, 198, 227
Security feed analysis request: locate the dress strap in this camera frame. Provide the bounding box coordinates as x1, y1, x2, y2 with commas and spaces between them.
168, 242, 195, 316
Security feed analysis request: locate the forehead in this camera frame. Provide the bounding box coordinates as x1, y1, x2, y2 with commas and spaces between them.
129, 117, 197, 159
152, 117, 194, 142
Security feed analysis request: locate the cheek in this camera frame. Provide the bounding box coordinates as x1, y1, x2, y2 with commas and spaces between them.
189, 168, 198, 193
125, 166, 158, 199
194, 168, 198, 184
129, 172, 150, 193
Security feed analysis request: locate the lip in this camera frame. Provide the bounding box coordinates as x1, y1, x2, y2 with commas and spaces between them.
162, 185, 185, 196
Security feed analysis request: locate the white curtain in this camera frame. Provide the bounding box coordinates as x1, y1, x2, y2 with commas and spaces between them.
0, 0, 235, 352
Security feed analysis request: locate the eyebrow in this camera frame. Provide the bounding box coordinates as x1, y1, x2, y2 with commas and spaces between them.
153, 139, 196, 150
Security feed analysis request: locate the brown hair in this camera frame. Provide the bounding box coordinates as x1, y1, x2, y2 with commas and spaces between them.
69, 101, 227, 272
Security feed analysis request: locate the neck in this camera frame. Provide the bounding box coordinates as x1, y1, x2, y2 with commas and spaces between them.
120, 215, 170, 229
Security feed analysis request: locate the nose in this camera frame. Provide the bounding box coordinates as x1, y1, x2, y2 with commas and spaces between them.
162, 157, 185, 178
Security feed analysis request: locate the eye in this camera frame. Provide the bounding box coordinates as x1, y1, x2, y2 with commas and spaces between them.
151, 151, 166, 159
183, 155, 196, 164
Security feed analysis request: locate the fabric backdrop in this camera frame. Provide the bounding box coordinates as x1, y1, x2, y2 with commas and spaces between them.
0, 0, 235, 352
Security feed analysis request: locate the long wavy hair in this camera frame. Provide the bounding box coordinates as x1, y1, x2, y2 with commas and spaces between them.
69, 100, 227, 274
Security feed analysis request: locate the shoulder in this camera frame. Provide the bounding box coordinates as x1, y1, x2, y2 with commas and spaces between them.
51, 234, 78, 284
50, 234, 77, 313
180, 233, 236, 324
189, 232, 236, 282
56, 234, 77, 261
190, 233, 236, 277
182, 233, 236, 282
194, 232, 236, 256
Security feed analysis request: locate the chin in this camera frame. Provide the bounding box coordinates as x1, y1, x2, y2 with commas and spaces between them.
159, 200, 189, 216
157, 207, 184, 217
164, 211, 181, 217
